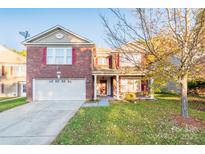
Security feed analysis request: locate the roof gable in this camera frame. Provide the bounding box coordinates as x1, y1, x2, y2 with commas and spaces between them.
23, 25, 94, 45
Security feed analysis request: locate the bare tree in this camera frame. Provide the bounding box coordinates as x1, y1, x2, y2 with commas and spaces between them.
101, 8, 205, 118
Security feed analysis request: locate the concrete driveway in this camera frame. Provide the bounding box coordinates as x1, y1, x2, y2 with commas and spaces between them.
0, 101, 84, 145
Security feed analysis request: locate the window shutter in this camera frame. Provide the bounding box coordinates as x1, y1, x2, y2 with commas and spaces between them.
96, 57, 98, 65
2, 66, 5, 76
1, 84, 4, 93
10, 66, 13, 76
109, 55, 112, 68
72, 48, 76, 65
42, 48, 47, 64
116, 54, 119, 68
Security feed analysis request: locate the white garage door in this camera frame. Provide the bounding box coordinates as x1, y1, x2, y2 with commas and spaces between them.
33, 78, 86, 101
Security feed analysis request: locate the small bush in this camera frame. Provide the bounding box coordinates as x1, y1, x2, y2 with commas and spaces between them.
124, 92, 136, 101
188, 80, 205, 89
154, 87, 162, 93
188, 80, 205, 96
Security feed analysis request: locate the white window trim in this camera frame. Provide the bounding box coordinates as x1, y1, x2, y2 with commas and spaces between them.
97, 57, 108, 65
12, 65, 26, 77
120, 53, 141, 67
47, 48, 72, 65
121, 79, 141, 92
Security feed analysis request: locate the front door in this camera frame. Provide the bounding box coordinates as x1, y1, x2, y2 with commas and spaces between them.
100, 80, 107, 96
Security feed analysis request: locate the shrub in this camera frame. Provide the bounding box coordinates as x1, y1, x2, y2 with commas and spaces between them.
188, 80, 205, 96
188, 80, 205, 89
154, 87, 162, 93
124, 92, 136, 101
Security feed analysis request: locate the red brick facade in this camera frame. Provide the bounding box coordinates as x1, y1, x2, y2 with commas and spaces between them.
26, 44, 95, 102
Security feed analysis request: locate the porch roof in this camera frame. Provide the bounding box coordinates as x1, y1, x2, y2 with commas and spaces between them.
92, 68, 145, 76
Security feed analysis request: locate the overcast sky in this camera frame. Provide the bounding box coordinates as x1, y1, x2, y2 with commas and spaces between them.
0, 8, 134, 50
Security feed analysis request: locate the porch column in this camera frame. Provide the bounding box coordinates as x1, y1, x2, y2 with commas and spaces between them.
150, 78, 154, 99
94, 75, 97, 100
116, 75, 119, 100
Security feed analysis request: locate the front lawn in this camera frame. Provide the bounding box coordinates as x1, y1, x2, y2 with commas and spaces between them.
0, 97, 27, 112
53, 94, 205, 145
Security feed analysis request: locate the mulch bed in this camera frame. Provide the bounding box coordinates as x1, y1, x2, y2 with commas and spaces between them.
172, 114, 205, 128
196, 107, 205, 111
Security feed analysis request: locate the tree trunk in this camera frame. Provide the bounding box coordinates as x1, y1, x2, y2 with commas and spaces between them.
180, 74, 189, 118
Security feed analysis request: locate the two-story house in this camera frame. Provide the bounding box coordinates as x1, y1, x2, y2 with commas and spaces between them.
24, 25, 152, 102
0, 45, 26, 97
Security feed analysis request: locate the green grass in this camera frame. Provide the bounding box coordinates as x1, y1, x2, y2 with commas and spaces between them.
0, 97, 27, 112
53, 94, 205, 145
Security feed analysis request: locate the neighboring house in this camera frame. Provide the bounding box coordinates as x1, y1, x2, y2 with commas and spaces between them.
24, 25, 153, 102
0, 45, 26, 97
159, 54, 202, 94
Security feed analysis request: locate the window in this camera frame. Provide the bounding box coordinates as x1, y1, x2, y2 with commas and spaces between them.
47, 48, 72, 65
13, 65, 26, 77
47, 48, 54, 64
98, 57, 108, 65
120, 53, 141, 67
55, 48, 64, 64
121, 79, 141, 92
66, 48, 72, 64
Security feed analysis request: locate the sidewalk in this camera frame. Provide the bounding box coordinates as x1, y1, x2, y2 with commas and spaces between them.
83, 97, 111, 107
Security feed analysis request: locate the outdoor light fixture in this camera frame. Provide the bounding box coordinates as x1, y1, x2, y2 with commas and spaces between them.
57, 71, 61, 79
56, 66, 61, 79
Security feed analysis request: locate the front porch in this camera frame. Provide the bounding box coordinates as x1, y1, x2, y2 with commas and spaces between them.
93, 73, 154, 100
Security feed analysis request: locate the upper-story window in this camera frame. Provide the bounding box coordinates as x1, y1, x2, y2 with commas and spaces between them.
120, 53, 141, 67
47, 48, 72, 65
97, 57, 108, 65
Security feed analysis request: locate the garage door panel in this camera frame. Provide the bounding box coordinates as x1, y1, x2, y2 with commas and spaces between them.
33, 79, 86, 101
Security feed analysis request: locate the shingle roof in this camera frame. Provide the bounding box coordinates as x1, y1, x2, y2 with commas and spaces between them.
0, 45, 26, 64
